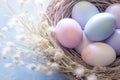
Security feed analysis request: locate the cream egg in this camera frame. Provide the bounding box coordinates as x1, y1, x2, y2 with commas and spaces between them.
55, 18, 83, 48
75, 32, 92, 53
81, 42, 116, 66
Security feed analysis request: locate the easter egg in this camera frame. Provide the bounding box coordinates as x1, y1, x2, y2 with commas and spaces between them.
55, 18, 83, 48
106, 3, 120, 29
105, 29, 120, 56
75, 32, 92, 53
84, 13, 116, 41
81, 42, 116, 66
72, 1, 99, 29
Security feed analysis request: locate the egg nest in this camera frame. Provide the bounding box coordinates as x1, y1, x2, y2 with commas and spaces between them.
46, 0, 120, 80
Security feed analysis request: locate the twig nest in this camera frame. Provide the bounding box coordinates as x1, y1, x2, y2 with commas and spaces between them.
47, 0, 120, 80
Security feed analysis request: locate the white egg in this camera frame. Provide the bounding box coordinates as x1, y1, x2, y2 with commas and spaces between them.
75, 32, 92, 53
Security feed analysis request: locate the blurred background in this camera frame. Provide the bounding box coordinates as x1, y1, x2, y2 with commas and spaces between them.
0, 0, 68, 80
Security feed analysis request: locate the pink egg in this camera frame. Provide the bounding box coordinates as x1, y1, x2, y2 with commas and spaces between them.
55, 18, 83, 48
106, 3, 120, 28
81, 42, 116, 66
75, 32, 92, 53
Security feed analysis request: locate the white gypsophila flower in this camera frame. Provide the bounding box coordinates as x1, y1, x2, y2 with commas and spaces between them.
47, 27, 55, 36
74, 67, 85, 77
17, 13, 26, 19
17, 0, 25, 6
24, 0, 32, 6
0, 43, 1, 48
47, 62, 52, 66
13, 59, 19, 64
46, 71, 54, 75
34, 0, 44, 7
26, 63, 37, 70
12, 54, 22, 60
4, 63, 13, 68
36, 64, 48, 72
50, 62, 59, 71
16, 34, 27, 41
15, 27, 25, 34
87, 74, 97, 80
6, 41, 16, 48
1, 26, 8, 32
7, 17, 19, 28
0, 32, 5, 39
1, 47, 12, 59
54, 51, 63, 60
17, 60, 26, 66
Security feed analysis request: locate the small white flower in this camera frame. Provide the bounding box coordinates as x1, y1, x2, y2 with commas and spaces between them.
7, 17, 19, 28
1, 26, 8, 32
36, 64, 48, 72
17, 60, 26, 66
17, 0, 25, 8
50, 62, 59, 70
47, 27, 55, 36
15, 27, 25, 33
16, 34, 27, 41
0, 43, 1, 47
54, 2, 60, 9
0, 32, 5, 38
6, 41, 16, 48
54, 51, 63, 60
25, 0, 32, 6
87, 74, 97, 80
13, 59, 19, 64
18, 13, 26, 19
74, 67, 85, 77
47, 62, 52, 66
47, 71, 54, 75
13, 54, 21, 60
2, 47, 12, 59
34, 0, 44, 7
4, 63, 13, 68
26, 63, 37, 70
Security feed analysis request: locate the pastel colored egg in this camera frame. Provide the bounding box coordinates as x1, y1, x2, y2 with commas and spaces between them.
106, 3, 120, 29
84, 13, 116, 41
75, 32, 93, 53
72, 1, 99, 29
105, 29, 120, 56
81, 42, 116, 66
55, 18, 83, 48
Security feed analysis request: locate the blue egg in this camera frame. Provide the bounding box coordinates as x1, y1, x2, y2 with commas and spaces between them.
72, 1, 99, 29
85, 13, 116, 41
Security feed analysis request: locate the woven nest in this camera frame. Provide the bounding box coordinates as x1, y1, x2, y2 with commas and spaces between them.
46, 0, 120, 80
